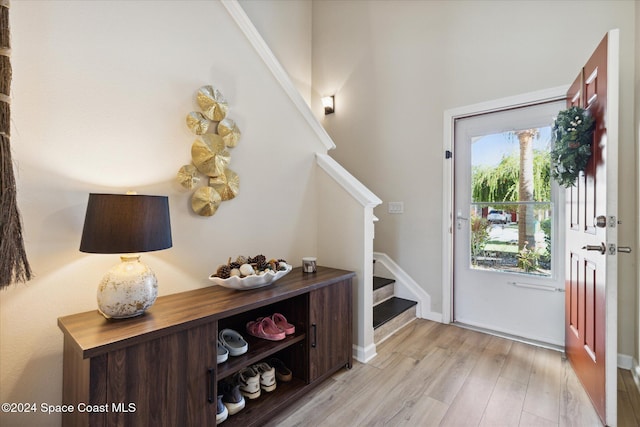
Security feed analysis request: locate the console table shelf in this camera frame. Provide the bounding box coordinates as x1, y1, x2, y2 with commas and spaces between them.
58, 266, 354, 427
217, 332, 306, 380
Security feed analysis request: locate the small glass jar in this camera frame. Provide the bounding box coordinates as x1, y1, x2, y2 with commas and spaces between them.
302, 257, 317, 273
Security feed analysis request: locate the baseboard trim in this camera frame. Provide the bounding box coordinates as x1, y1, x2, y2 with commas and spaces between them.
618, 353, 634, 370
633, 358, 640, 394
353, 343, 377, 363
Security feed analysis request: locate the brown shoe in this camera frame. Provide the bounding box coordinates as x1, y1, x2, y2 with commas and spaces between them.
268, 357, 292, 382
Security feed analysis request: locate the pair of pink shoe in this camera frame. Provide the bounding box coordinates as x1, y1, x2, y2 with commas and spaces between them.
246, 313, 295, 341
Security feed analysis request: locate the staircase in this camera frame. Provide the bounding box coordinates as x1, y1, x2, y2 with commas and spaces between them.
373, 275, 417, 344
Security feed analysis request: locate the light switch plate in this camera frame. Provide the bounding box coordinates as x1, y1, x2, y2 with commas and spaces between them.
388, 202, 404, 214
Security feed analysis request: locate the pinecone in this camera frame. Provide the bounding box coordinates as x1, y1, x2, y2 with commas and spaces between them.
216, 264, 231, 279
252, 254, 266, 265
229, 261, 241, 269
255, 260, 268, 271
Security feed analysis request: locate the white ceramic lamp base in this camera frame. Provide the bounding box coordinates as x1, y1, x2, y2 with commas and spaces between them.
97, 255, 158, 319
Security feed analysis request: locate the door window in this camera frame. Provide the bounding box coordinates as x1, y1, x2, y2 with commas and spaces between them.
470, 128, 553, 277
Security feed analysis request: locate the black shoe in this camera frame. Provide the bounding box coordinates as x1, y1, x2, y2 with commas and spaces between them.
216, 394, 228, 424
220, 380, 246, 415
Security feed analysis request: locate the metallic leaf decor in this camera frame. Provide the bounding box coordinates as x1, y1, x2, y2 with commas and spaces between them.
217, 118, 241, 148
209, 168, 239, 201
197, 85, 228, 122
179, 84, 241, 216
177, 164, 200, 190
186, 111, 210, 135
191, 134, 230, 177
191, 186, 221, 217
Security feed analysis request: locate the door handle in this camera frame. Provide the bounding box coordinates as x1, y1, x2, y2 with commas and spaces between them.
311, 323, 317, 348
456, 211, 468, 230
456, 211, 468, 221
582, 243, 606, 255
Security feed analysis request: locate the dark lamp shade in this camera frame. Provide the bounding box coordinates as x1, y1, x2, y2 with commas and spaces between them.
80, 193, 172, 254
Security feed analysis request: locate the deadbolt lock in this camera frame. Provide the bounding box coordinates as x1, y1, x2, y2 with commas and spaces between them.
594, 215, 617, 228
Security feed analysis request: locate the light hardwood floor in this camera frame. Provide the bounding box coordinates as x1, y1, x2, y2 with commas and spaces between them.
266, 320, 640, 427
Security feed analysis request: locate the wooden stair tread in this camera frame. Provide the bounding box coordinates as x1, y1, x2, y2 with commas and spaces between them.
373, 297, 417, 329
373, 276, 395, 290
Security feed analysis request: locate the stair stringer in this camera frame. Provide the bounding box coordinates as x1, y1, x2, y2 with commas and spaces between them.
373, 252, 443, 323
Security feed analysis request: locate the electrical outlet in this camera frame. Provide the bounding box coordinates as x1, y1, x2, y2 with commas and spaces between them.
388, 202, 404, 214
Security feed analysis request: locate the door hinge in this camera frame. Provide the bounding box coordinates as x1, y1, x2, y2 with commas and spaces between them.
445, 150, 452, 159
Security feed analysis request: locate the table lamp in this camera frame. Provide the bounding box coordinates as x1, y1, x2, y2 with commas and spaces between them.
80, 193, 172, 319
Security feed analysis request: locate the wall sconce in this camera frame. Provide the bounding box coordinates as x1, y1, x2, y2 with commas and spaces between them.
80, 193, 172, 319
322, 95, 335, 115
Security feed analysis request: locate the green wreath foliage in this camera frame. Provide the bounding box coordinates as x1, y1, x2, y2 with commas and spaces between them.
550, 106, 595, 188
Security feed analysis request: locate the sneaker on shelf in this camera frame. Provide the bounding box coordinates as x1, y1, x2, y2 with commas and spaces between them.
220, 380, 245, 415
268, 357, 293, 382
253, 362, 276, 392
235, 366, 261, 399
216, 395, 228, 425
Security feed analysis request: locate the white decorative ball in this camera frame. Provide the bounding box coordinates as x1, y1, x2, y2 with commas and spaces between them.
239, 263, 255, 276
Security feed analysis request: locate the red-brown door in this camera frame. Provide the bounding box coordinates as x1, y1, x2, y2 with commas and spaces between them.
565, 31, 619, 426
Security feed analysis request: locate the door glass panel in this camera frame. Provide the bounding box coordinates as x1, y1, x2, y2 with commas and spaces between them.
470, 128, 552, 277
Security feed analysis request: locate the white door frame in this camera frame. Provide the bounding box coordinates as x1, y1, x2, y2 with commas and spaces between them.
441, 86, 569, 325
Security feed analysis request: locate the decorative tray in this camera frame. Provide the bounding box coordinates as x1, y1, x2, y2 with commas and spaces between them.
209, 264, 292, 290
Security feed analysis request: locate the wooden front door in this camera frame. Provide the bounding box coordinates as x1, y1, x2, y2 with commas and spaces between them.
564, 31, 619, 426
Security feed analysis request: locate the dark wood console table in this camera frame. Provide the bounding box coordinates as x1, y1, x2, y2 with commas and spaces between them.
58, 266, 354, 426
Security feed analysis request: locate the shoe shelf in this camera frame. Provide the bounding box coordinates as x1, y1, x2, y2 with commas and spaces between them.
226, 378, 308, 426
217, 332, 306, 380
58, 266, 354, 427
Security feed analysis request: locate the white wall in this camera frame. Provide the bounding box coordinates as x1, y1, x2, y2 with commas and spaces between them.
0, 1, 324, 425
239, 0, 312, 105
316, 154, 381, 362
311, 0, 638, 358
635, 0, 640, 374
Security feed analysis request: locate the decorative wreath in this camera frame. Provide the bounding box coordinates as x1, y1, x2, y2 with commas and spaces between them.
550, 106, 595, 188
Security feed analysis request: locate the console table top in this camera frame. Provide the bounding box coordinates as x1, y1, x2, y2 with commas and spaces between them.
58, 266, 355, 358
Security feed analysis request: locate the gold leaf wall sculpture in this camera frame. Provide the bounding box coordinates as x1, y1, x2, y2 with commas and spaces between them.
178, 85, 241, 216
